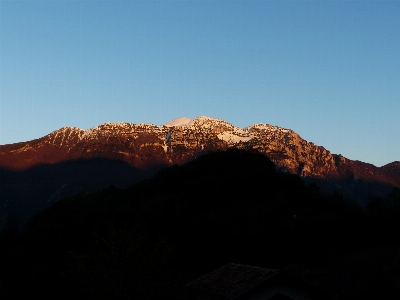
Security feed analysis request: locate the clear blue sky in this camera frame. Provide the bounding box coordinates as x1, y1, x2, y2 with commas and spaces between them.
1, 0, 399, 167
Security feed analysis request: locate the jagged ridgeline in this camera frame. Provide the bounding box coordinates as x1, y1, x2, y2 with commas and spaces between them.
2, 116, 399, 182
1, 116, 399, 228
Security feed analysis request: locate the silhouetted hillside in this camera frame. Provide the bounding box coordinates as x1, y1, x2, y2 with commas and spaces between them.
1, 149, 400, 299
0, 158, 159, 228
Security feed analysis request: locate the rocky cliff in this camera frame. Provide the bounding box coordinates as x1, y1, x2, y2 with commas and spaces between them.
0, 116, 399, 213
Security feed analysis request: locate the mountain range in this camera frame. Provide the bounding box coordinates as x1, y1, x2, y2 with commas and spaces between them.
1, 116, 399, 227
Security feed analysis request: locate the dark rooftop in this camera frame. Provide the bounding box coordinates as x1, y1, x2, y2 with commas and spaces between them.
186, 263, 280, 300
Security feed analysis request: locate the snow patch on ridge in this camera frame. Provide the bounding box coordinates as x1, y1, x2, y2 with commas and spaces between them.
217, 132, 252, 144
164, 116, 227, 128
165, 117, 192, 127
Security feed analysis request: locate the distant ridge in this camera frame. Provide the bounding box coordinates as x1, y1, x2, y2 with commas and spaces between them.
0, 116, 399, 227
1, 116, 399, 186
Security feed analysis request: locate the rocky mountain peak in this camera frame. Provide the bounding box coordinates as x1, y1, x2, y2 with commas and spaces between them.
0, 116, 398, 201
44, 127, 86, 145
2, 116, 399, 233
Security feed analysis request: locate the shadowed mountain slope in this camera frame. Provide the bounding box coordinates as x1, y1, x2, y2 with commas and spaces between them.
0, 158, 158, 227
2, 149, 400, 299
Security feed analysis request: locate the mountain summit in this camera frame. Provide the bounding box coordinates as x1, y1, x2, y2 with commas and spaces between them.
0, 116, 399, 218
164, 116, 193, 127
1, 116, 399, 184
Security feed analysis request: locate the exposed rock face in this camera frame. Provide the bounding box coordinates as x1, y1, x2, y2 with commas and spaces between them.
1, 116, 399, 201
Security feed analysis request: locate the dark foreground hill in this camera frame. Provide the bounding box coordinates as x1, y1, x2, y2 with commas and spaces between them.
0, 158, 158, 228
1, 149, 400, 299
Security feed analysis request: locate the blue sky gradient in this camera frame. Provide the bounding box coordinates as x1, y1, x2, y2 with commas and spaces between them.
1, 0, 399, 166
